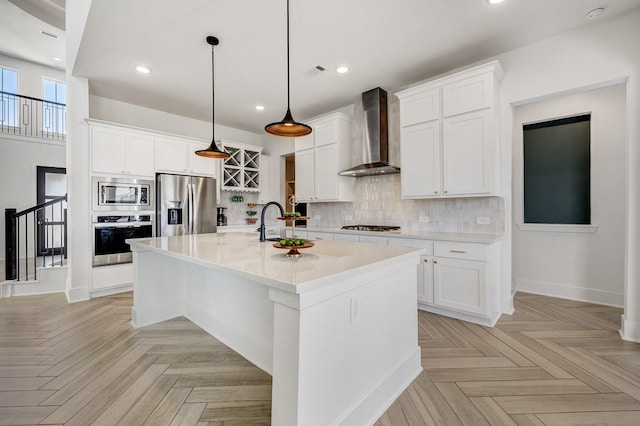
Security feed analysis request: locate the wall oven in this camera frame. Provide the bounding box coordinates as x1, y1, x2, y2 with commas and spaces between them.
92, 214, 153, 267
93, 177, 153, 211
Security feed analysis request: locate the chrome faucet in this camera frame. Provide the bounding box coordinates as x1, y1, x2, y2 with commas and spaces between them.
259, 201, 284, 241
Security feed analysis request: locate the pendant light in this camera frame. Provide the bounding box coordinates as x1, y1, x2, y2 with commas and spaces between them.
264, 0, 312, 137
196, 36, 230, 159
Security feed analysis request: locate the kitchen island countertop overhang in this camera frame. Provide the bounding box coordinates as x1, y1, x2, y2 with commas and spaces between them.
127, 232, 424, 425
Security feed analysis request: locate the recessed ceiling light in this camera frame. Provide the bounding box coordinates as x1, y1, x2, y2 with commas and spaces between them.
586, 7, 605, 20
135, 66, 151, 74
53, 57, 62, 62
487, 0, 504, 4
336, 66, 349, 74
255, 105, 265, 111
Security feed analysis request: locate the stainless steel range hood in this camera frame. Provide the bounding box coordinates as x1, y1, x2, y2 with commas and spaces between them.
339, 87, 400, 177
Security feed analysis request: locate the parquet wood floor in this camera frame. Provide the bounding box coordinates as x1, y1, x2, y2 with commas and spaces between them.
0, 291, 638, 425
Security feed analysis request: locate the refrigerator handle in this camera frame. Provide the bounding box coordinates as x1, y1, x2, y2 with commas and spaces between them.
187, 183, 193, 234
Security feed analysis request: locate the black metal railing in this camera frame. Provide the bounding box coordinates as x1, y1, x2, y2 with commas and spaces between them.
0, 91, 66, 141
5, 195, 67, 282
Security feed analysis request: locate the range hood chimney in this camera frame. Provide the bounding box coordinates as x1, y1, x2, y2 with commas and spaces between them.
339, 87, 400, 177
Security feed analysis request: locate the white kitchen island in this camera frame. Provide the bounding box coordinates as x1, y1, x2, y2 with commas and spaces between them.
127, 232, 423, 426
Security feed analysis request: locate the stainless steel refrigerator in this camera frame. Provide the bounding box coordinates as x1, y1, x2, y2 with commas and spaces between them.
156, 173, 217, 236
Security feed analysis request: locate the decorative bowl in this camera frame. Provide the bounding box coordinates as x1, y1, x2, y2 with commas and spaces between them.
246, 218, 257, 224
247, 203, 257, 208
246, 211, 257, 216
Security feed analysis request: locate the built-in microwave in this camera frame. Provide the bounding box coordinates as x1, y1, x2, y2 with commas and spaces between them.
93, 177, 153, 211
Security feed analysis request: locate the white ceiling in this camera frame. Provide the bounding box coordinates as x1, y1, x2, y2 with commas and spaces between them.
3, 0, 640, 134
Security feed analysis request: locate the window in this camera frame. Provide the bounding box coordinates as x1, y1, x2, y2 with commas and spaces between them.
523, 114, 591, 224
1, 67, 18, 127
42, 78, 66, 135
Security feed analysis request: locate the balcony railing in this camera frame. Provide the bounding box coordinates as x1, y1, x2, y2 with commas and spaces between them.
0, 91, 66, 141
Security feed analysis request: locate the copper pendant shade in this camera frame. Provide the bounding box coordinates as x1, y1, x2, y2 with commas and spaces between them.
264, 0, 312, 138
196, 36, 230, 159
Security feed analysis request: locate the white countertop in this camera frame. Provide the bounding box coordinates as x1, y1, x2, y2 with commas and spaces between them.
127, 232, 423, 293
301, 226, 503, 244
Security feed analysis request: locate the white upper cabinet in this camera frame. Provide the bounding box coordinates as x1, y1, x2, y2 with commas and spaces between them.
90, 123, 155, 177
400, 120, 441, 197
396, 61, 503, 199
156, 136, 220, 178
258, 154, 279, 204
294, 112, 354, 203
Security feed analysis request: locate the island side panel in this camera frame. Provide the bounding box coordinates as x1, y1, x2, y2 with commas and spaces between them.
130, 248, 189, 328
182, 263, 275, 374
270, 256, 422, 426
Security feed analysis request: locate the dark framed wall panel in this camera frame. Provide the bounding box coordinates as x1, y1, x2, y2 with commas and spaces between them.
523, 114, 591, 224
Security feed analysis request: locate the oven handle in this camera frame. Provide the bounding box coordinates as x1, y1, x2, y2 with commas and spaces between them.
93, 222, 152, 229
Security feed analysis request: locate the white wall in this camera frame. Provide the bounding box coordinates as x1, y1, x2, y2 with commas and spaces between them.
491, 9, 640, 341
0, 53, 65, 98
89, 95, 267, 151
512, 85, 626, 306
0, 55, 67, 264
0, 137, 65, 262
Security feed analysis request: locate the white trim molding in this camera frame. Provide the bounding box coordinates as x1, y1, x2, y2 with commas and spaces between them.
516, 223, 598, 233
620, 315, 640, 343
516, 279, 623, 307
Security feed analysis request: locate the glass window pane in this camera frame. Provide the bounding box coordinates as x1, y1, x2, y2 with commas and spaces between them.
56, 82, 66, 103
43, 79, 56, 101
2, 68, 18, 93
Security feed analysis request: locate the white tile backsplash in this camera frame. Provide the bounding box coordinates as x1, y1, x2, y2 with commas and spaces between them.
307, 174, 504, 235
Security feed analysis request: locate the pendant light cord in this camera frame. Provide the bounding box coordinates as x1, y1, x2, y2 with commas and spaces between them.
286, 0, 291, 110
211, 43, 216, 141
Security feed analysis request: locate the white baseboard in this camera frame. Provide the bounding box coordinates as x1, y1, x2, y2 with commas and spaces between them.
90, 284, 132, 299
337, 347, 422, 426
65, 285, 90, 303
516, 278, 623, 307
620, 314, 640, 343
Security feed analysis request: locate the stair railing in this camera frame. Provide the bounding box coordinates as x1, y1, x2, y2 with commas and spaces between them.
0, 90, 66, 141
5, 195, 67, 282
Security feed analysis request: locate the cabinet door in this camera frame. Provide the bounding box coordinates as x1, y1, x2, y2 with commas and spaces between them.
259, 154, 278, 204
314, 119, 339, 147
156, 137, 188, 173
314, 144, 339, 201
295, 149, 315, 202
418, 256, 433, 303
401, 121, 441, 198
189, 142, 220, 177
295, 133, 314, 151
400, 88, 440, 127
433, 257, 486, 315
91, 126, 126, 174
442, 110, 492, 195
442, 72, 493, 117
126, 133, 155, 177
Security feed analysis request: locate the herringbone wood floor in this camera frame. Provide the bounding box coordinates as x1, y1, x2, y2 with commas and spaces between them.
0, 292, 639, 425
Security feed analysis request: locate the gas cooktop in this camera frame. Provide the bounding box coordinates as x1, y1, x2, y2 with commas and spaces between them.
341, 225, 401, 232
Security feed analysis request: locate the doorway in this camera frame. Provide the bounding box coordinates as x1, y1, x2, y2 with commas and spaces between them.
284, 154, 306, 226
36, 166, 67, 257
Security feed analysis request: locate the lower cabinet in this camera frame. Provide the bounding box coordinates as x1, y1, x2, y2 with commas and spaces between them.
290, 230, 501, 325
432, 257, 486, 315
389, 237, 500, 326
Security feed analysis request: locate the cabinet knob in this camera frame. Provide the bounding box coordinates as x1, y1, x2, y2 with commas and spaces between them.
433, 260, 438, 264
444, 190, 448, 194
423, 259, 429, 263
434, 191, 438, 194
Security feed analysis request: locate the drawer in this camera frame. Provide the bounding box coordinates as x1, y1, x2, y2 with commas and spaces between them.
357, 235, 388, 245
434, 241, 487, 261
306, 231, 333, 241
388, 238, 433, 255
